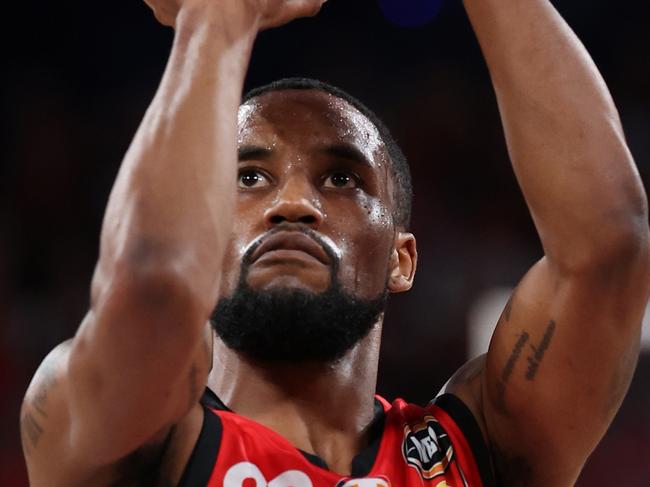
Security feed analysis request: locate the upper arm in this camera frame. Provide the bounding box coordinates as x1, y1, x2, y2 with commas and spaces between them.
478, 253, 649, 484
20, 340, 98, 485
22, 313, 212, 484
61, 259, 214, 461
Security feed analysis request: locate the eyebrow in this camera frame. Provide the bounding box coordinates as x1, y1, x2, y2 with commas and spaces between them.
237, 142, 375, 169
321, 143, 374, 169
238, 145, 272, 161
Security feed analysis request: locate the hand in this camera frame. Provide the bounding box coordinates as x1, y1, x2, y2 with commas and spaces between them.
143, 0, 182, 27
143, 0, 327, 30
256, 0, 327, 30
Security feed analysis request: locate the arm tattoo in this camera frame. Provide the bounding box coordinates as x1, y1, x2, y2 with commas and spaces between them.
503, 294, 514, 323
21, 357, 59, 454
21, 412, 44, 456
497, 287, 517, 327
32, 365, 57, 418
496, 331, 530, 415
525, 320, 556, 381
503, 332, 530, 382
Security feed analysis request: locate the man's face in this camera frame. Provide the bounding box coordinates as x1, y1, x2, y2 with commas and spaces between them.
219, 89, 397, 300
211, 89, 414, 363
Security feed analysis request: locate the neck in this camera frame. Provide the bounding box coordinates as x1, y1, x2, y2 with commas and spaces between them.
207, 324, 383, 474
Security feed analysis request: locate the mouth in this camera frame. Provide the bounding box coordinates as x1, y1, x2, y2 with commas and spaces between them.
250, 231, 332, 266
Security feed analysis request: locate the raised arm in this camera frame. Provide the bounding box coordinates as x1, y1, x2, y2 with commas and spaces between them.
448, 0, 650, 484
21, 0, 324, 482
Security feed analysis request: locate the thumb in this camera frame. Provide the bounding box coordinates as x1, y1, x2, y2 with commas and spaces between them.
264, 0, 327, 28
295, 0, 328, 18
281, 0, 328, 19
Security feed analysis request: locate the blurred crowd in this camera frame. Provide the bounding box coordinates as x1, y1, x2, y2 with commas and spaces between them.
3, 0, 649, 484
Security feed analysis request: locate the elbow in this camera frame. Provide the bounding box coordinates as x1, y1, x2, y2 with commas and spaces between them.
92, 242, 215, 329
595, 178, 650, 280
609, 224, 650, 282
556, 215, 650, 283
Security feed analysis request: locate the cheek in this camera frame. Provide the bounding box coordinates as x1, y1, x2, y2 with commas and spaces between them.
336, 194, 394, 296
359, 192, 392, 228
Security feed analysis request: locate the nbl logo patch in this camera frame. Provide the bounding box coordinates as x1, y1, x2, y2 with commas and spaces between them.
401, 415, 454, 480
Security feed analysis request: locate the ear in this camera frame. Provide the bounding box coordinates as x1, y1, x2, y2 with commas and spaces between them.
387, 232, 417, 294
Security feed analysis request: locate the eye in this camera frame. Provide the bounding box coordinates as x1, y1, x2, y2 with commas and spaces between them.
238, 168, 270, 189
323, 171, 359, 189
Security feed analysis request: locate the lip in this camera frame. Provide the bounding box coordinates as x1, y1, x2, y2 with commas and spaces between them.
251, 232, 331, 266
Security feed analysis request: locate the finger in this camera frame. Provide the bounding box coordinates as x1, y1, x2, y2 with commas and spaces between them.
142, 0, 175, 27
155, 7, 175, 27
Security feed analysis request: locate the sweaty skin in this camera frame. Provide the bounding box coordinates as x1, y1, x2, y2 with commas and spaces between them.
21, 0, 649, 486
445, 1, 649, 485
209, 90, 416, 471
222, 91, 398, 300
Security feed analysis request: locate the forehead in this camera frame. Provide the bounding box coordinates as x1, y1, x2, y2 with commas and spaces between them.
238, 90, 387, 168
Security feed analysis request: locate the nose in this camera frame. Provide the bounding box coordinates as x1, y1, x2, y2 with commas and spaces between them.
263, 174, 324, 229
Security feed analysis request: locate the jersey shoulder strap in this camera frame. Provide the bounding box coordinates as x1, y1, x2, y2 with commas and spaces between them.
177, 389, 224, 487
431, 393, 495, 486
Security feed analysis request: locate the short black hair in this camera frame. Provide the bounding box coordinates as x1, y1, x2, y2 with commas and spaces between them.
242, 78, 413, 229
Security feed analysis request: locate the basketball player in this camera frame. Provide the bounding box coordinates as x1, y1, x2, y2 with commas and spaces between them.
21, 0, 650, 485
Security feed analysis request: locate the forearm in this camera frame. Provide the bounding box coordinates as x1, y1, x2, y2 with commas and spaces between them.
67, 5, 258, 457
464, 0, 648, 271
98, 4, 257, 310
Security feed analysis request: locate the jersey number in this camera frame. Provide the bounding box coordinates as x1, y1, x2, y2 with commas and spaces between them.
224, 462, 313, 487
223, 461, 391, 487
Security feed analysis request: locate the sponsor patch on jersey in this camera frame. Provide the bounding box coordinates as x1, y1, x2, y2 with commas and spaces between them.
401, 415, 454, 480
335, 476, 391, 487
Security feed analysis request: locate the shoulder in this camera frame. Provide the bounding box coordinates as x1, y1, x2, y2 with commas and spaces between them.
22, 339, 73, 451
380, 383, 495, 487
382, 353, 487, 439
436, 354, 488, 438
21, 340, 77, 484
25, 339, 73, 393
21, 340, 204, 486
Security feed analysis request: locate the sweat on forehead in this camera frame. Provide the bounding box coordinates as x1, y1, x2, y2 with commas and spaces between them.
238, 90, 390, 176
238, 90, 385, 161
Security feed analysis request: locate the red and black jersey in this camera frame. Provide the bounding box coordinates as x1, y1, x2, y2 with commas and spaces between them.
179, 389, 494, 486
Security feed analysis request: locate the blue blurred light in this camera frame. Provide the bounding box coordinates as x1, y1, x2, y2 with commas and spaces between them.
378, 0, 444, 28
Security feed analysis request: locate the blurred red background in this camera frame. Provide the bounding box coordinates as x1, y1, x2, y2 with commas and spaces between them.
2, 0, 649, 484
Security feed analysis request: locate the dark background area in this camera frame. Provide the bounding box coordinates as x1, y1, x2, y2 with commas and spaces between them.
2, 0, 649, 485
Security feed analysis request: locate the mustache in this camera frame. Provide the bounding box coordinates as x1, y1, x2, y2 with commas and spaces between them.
241, 224, 341, 270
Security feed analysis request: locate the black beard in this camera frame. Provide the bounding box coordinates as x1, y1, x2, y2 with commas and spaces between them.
211, 281, 388, 364
210, 226, 388, 363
